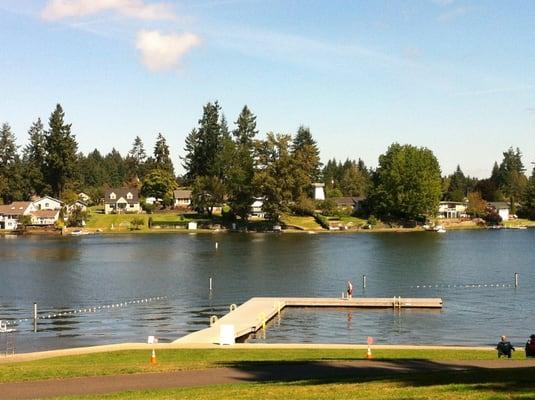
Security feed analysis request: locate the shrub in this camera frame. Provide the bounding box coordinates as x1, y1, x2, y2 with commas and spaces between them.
367, 215, 378, 226
318, 199, 337, 216
130, 217, 145, 230
292, 196, 316, 216
313, 213, 330, 229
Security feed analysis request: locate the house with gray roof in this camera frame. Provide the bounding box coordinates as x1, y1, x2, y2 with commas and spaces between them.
104, 187, 140, 214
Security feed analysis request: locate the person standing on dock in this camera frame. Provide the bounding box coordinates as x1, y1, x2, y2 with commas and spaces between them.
347, 280, 353, 299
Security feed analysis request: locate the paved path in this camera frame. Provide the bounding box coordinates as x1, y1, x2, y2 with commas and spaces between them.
175, 296, 442, 344
1, 359, 534, 399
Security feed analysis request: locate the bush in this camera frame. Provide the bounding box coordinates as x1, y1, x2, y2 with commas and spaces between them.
130, 217, 145, 230
292, 196, 316, 216
485, 211, 502, 226
367, 215, 378, 226
313, 213, 330, 229
141, 202, 155, 214
318, 199, 337, 216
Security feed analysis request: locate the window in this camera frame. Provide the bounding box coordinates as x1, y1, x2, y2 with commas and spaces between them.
130, 204, 134, 208
110, 192, 116, 200
127, 192, 133, 200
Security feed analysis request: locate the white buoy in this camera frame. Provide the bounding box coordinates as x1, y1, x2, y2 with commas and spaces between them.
215, 242, 219, 250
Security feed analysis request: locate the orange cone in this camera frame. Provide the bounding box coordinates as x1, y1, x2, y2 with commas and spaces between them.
150, 349, 157, 364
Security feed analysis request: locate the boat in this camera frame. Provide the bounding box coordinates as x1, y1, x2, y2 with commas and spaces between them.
71, 230, 89, 236
424, 224, 446, 233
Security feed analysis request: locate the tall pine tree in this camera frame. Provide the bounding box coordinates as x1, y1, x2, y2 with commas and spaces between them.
44, 104, 79, 197
23, 118, 48, 196
153, 133, 174, 175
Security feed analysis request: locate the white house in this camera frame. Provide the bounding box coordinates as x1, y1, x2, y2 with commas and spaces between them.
104, 187, 140, 214
438, 201, 468, 219
489, 202, 510, 221
66, 200, 87, 214
173, 189, 192, 208
0, 202, 36, 220
31, 209, 60, 226
0, 216, 17, 230
312, 183, 325, 201
32, 196, 63, 211
249, 198, 265, 218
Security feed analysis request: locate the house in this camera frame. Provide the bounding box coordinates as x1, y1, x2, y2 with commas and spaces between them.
438, 201, 468, 219
173, 189, 192, 208
104, 187, 140, 214
489, 202, 510, 221
312, 183, 325, 201
332, 196, 365, 212
0, 202, 36, 220
78, 192, 91, 203
66, 200, 87, 214
32, 196, 63, 211
249, 198, 265, 218
0, 215, 17, 230
31, 209, 60, 226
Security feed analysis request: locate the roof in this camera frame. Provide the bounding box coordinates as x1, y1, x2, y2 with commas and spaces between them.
173, 189, 192, 199
489, 202, 509, 210
0, 202, 33, 216
33, 195, 63, 205
104, 187, 139, 204
32, 209, 60, 218
332, 196, 365, 207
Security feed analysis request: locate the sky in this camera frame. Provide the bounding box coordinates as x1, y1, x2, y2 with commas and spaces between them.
0, 0, 534, 178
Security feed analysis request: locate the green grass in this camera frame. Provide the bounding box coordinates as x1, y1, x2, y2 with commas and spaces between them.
281, 214, 323, 230
85, 212, 212, 232
503, 218, 535, 227
339, 216, 367, 226
0, 348, 524, 383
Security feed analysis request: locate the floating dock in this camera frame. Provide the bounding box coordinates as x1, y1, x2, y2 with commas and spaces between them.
175, 296, 443, 344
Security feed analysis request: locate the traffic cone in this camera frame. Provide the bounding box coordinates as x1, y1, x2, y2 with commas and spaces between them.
366, 345, 373, 360
150, 349, 157, 364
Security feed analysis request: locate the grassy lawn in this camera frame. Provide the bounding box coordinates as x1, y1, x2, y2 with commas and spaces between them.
84, 212, 214, 232
281, 214, 323, 230
338, 216, 367, 226
503, 218, 535, 227
53, 367, 535, 400
0, 348, 523, 383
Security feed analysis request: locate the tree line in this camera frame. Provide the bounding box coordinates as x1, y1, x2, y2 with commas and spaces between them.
1, 102, 535, 222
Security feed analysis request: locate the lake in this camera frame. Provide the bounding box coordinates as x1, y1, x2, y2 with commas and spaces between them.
1, 230, 534, 352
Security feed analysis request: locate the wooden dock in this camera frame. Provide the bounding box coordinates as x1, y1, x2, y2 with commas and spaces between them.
174, 296, 443, 344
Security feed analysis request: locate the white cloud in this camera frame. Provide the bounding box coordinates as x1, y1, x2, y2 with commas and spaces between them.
41, 0, 176, 21
136, 30, 201, 71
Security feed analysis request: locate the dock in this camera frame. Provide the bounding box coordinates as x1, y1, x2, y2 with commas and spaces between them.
175, 296, 443, 344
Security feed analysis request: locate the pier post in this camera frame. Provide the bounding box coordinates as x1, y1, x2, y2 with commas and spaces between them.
33, 302, 37, 333
209, 277, 213, 292
362, 275, 367, 289
515, 272, 519, 288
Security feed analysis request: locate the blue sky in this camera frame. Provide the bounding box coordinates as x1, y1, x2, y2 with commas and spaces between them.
1, 0, 534, 177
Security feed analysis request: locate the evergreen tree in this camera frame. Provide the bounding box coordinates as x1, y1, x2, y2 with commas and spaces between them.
498, 147, 527, 212
22, 118, 48, 196
233, 105, 258, 146
126, 136, 147, 179
227, 106, 258, 220
0, 123, 25, 202
153, 133, 174, 175
521, 167, 535, 220
44, 104, 79, 197
103, 148, 127, 187
182, 102, 225, 182
291, 126, 321, 199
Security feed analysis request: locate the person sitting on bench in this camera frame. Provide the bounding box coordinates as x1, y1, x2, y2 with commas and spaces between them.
525, 334, 535, 358
497, 335, 515, 358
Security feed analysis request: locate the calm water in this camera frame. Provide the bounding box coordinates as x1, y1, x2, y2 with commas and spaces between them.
0, 230, 534, 352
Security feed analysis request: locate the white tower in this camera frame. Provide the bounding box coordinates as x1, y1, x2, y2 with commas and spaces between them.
312, 183, 325, 201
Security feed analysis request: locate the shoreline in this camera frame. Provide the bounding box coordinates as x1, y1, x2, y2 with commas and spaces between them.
4, 224, 533, 236
0, 342, 496, 363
